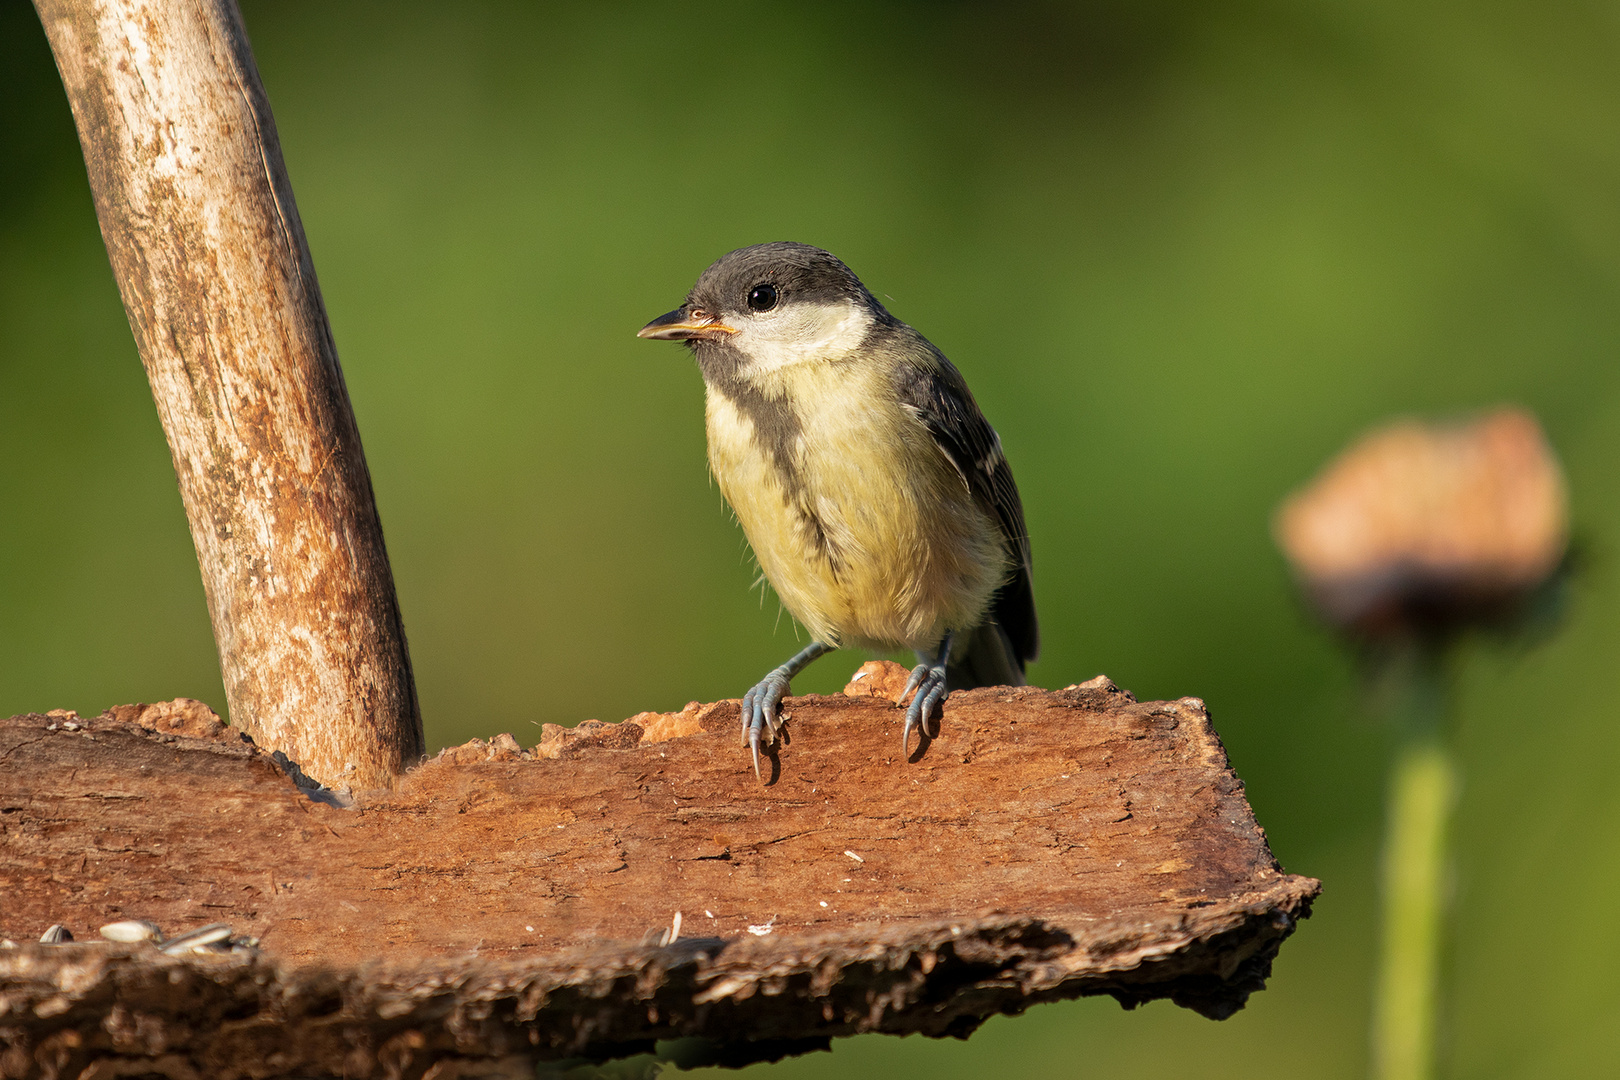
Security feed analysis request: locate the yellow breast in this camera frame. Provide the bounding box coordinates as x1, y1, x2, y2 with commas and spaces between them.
705, 362, 1008, 654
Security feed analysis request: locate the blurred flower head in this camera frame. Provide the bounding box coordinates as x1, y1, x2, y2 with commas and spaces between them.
1274, 408, 1568, 641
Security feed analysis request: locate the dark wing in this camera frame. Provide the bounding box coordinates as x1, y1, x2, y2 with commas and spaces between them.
892, 337, 1039, 665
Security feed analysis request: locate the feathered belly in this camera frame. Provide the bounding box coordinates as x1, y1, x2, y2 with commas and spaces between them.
705, 385, 1007, 653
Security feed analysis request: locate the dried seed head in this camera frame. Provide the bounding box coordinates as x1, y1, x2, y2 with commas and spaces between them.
1274, 408, 1568, 639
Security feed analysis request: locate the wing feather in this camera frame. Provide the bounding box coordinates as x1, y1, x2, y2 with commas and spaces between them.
891, 336, 1039, 665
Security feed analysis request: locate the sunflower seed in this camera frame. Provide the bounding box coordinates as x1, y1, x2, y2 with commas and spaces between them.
158, 923, 234, 955
99, 919, 163, 943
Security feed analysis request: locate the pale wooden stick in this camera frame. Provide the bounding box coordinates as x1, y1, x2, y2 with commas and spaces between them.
33, 0, 423, 787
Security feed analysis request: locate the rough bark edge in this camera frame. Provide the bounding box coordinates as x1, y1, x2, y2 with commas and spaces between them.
0, 877, 1315, 1078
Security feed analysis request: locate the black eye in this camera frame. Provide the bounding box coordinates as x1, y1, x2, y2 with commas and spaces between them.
747, 283, 779, 312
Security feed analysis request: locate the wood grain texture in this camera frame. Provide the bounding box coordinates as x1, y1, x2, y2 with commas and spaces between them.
0, 673, 1320, 1077
31, 0, 422, 787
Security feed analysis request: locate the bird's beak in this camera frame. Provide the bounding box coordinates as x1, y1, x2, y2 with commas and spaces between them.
637, 306, 739, 341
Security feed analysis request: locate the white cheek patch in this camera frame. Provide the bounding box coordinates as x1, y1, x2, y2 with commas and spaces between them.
739, 299, 869, 373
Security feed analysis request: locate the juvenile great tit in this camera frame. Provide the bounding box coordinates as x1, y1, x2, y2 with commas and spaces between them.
639, 242, 1037, 775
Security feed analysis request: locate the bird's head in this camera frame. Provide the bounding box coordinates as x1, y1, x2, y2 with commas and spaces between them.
638, 242, 892, 377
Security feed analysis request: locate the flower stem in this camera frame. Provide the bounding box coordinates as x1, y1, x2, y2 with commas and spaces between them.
1372, 654, 1457, 1080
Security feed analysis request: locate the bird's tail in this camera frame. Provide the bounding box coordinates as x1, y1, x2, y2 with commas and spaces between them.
943, 619, 1026, 691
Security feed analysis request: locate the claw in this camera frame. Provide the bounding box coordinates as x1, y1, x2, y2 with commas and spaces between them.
901, 661, 947, 756
901, 663, 926, 704
740, 669, 792, 781
901, 631, 955, 758
737, 642, 836, 780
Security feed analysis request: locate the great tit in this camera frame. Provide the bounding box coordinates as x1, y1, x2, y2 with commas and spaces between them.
639, 242, 1037, 775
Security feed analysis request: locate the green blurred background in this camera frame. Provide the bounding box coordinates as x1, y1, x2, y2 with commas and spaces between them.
4, 0, 1618, 1075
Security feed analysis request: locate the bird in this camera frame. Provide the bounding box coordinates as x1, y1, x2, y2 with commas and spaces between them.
638, 242, 1037, 776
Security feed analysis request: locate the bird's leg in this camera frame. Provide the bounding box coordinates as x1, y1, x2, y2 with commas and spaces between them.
902, 630, 955, 754
741, 641, 835, 779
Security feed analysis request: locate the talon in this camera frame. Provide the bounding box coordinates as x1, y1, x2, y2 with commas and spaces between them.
922, 683, 947, 736
900, 631, 955, 759
736, 642, 835, 780
740, 669, 790, 780
901, 662, 947, 756
901, 663, 927, 703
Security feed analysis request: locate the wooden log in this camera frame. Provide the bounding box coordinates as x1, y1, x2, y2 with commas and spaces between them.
30, 0, 422, 788
0, 668, 1320, 1078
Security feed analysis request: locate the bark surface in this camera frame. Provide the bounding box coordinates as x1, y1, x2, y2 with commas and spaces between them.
0, 669, 1319, 1078
31, 0, 422, 788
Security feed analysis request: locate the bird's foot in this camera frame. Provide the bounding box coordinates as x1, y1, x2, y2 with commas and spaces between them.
901, 660, 948, 755
740, 669, 793, 780
736, 642, 835, 781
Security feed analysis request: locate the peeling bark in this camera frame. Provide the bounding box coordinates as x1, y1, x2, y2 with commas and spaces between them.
30, 0, 422, 787
0, 670, 1320, 1077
